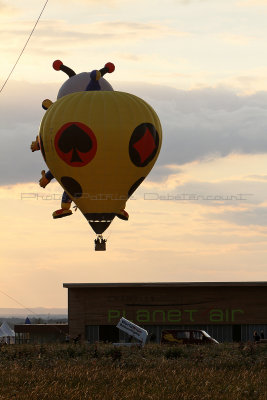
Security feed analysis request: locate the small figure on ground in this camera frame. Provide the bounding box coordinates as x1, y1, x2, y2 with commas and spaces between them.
73, 334, 81, 344
253, 330, 260, 342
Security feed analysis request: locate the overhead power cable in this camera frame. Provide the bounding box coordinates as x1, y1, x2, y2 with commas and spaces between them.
0, 288, 40, 317
0, 0, 49, 94
0, 288, 68, 337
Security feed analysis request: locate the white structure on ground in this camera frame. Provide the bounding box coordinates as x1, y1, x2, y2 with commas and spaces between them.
0, 321, 15, 344
115, 317, 148, 346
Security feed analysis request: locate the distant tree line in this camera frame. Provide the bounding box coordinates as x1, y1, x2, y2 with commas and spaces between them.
0, 316, 68, 329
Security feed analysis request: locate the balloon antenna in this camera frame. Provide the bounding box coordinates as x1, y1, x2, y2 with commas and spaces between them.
53, 60, 76, 77
99, 62, 115, 77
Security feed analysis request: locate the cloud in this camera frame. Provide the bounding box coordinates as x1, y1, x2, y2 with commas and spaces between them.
172, 0, 210, 4
0, 81, 57, 185
219, 33, 256, 46
1, 168, 267, 301
206, 204, 267, 227
238, 0, 267, 6
2, 80, 267, 185
246, 175, 267, 181
117, 83, 267, 167
56, 0, 122, 5
112, 52, 141, 61
0, 1, 18, 14
0, 19, 189, 54
0, 1, 7, 10
138, 176, 263, 208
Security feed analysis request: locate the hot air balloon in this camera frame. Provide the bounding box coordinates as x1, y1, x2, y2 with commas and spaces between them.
35, 60, 162, 250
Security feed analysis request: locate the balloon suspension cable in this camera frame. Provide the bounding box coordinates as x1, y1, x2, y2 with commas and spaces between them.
0, 0, 49, 94
96, 234, 106, 241
105, 231, 112, 241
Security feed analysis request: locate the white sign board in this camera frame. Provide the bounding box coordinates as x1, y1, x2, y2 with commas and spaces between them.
116, 317, 148, 346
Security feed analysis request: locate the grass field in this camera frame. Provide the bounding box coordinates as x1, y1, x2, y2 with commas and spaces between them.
0, 342, 266, 400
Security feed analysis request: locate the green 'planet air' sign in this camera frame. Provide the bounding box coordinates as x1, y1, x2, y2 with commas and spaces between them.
108, 309, 244, 324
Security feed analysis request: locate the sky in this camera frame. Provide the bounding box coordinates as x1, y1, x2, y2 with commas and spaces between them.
1, 0, 267, 309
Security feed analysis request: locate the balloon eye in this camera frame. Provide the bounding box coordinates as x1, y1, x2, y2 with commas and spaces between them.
54, 122, 97, 167
128, 177, 145, 198
129, 123, 159, 167
39, 135, 46, 161
60, 176, 82, 198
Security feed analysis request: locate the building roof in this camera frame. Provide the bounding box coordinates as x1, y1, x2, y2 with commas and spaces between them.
63, 281, 267, 288
14, 324, 68, 334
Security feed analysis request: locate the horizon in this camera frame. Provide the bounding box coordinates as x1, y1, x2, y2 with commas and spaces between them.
0, 306, 67, 317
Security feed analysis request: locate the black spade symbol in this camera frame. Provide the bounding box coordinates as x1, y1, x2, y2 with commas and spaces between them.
58, 124, 92, 163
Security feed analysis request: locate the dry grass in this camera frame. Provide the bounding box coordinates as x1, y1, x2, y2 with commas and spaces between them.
0, 343, 266, 400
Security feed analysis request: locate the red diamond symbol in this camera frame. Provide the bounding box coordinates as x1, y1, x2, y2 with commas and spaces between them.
133, 128, 156, 164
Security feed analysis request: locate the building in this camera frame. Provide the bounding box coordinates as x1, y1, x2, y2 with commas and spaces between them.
15, 324, 69, 344
63, 282, 267, 343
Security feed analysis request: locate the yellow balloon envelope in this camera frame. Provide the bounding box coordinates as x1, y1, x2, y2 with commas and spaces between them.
39, 90, 162, 234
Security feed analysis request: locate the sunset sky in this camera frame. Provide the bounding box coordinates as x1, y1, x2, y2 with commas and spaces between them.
1, 0, 267, 310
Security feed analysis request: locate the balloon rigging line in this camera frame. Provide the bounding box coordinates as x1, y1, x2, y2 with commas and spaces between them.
0, 0, 49, 94
0, 288, 67, 336
0, 288, 45, 318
